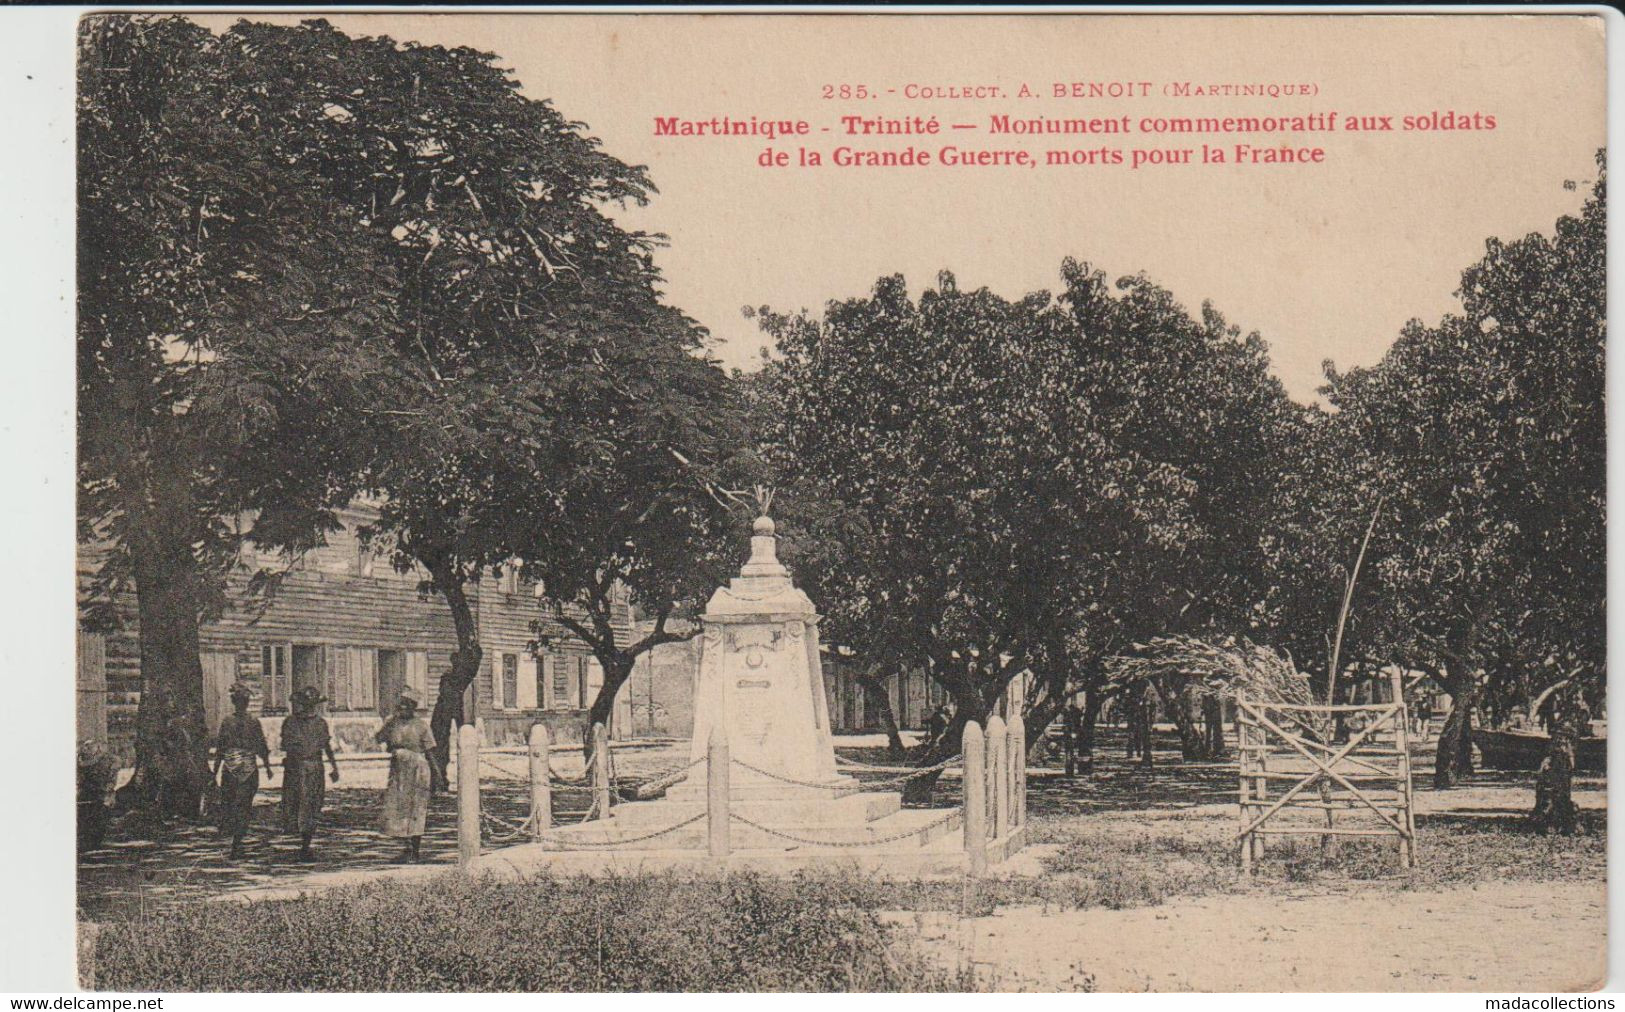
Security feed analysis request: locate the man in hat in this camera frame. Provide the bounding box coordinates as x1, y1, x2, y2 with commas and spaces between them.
211, 681, 274, 859
279, 685, 340, 861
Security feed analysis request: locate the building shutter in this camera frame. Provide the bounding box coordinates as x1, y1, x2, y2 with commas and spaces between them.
517, 655, 538, 710
77, 631, 108, 745
406, 651, 428, 701
327, 646, 351, 712
488, 651, 507, 711
201, 652, 238, 735
550, 655, 571, 709
350, 648, 376, 711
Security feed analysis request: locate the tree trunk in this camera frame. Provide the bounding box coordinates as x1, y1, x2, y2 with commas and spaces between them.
127, 524, 211, 817
901, 679, 989, 804
1529, 691, 1585, 834
1203, 695, 1226, 759
421, 554, 481, 793
583, 654, 637, 779
1433, 681, 1479, 788
1078, 686, 1103, 773
854, 668, 906, 758
1161, 679, 1205, 760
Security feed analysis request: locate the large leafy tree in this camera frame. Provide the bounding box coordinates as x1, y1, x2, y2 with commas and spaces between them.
755, 265, 1297, 789
205, 18, 700, 750
1030, 265, 1304, 762
1267, 156, 1604, 804
78, 15, 396, 802
516, 319, 756, 756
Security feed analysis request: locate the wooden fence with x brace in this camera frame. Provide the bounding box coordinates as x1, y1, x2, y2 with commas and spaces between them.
1236, 668, 1418, 872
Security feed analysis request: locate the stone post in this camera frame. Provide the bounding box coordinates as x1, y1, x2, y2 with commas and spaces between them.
962, 720, 987, 876
987, 715, 1009, 845
708, 726, 730, 859
1008, 714, 1026, 829
457, 723, 480, 867
592, 722, 611, 821
529, 722, 551, 840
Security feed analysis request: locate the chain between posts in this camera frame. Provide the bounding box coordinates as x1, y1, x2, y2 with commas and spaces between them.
480, 809, 536, 842
478, 750, 702, 794
834, 754, 963, 775
535, 811, 709, 849
727, 809, 961, 849
731, 755, 961, 790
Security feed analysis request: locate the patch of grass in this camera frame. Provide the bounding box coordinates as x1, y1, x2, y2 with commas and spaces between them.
1256, 809, 1608, 889
93, 870, 973, 992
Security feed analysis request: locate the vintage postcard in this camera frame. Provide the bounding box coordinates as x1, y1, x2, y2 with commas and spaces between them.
54, 6, 1611, 996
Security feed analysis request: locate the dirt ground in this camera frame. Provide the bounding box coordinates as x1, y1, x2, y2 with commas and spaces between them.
898, 880, 1605, 992
79, 729, 1608, 992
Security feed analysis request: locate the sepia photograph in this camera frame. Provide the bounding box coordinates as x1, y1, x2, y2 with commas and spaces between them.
32, 5, 1616, 995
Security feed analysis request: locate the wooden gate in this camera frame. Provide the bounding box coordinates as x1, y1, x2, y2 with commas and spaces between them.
1236, 669, 1417, 871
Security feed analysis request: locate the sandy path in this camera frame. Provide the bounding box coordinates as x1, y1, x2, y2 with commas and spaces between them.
897, 881, 1605, 992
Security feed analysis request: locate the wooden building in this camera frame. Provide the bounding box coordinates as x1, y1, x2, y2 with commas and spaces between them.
77, 501, 635, 763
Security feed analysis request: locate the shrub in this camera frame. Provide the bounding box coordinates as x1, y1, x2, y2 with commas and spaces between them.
93, 870, 970, 992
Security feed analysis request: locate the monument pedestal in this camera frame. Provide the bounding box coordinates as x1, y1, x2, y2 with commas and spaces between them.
535, 515, 960, 854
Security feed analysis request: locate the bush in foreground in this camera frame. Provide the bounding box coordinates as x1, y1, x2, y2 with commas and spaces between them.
93, 870, 967, 992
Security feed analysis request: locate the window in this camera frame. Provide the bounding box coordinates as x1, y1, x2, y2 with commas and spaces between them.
498, 567, 519, 595
377, 650, 405, 716
550, 655, 573, 708
291, 645, 323, 706
406, 651, 428, 702
518, 654, 539, 710
355, 540, 376, 578
500, 653, 519, 710
261, 645, 290, 714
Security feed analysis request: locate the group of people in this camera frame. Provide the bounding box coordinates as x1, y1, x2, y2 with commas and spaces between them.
210, 682, 436, 863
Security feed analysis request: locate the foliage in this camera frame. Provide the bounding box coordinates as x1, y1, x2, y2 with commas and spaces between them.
515, 334, 758, 743
754, 264, 1304, 763
77, 14, 399, 792
195, 18, 694, 711
93, 871, 968, 992
1262, 153, 1605, 789
1106, 635, 1330, 741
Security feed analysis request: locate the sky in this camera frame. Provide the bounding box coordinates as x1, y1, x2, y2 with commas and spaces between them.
193, 13, 1606, 404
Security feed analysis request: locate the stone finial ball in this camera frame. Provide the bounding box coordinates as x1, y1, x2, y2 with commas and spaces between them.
753, 515, 775, 536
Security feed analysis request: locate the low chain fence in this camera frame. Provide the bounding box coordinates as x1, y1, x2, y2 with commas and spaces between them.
451, 718, 1026, 872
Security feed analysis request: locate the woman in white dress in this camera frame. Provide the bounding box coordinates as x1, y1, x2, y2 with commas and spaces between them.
375, 693, 435, 862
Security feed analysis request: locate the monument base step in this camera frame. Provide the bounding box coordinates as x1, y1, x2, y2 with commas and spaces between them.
606, 791, 902, 829
535, 799, 960, 852
664, 774, 865, 804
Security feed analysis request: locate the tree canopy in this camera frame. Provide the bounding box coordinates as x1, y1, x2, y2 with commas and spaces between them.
754, 263, 1305, 772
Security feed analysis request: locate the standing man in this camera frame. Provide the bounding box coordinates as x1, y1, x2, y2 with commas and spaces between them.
1062, 698, 1085, 776
923, 702, 950, 753
212, 682, 275, 860
280, 686, 340, 862
428, 664, 464, 796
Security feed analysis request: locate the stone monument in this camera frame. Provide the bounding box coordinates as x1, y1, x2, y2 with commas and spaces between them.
541, 512, 959, 852
665, 514, 855, 802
